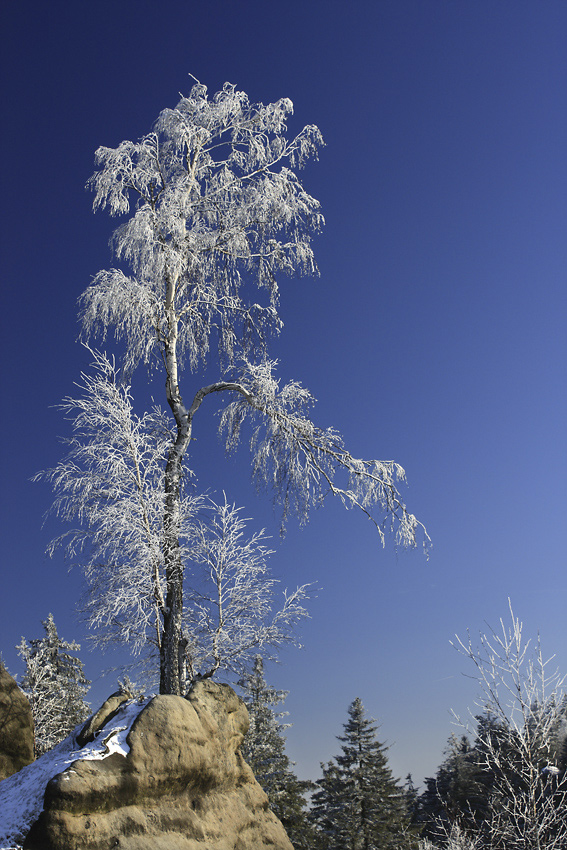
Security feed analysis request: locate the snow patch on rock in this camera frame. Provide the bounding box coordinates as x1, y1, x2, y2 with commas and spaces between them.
0, 697, 151, 850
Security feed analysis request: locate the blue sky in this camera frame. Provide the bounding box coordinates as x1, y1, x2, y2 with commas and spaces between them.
1, 0, 566, 787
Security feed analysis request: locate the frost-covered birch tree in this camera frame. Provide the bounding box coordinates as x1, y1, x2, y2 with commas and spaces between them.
448, 605, 567, 849
43, 79, 427, 696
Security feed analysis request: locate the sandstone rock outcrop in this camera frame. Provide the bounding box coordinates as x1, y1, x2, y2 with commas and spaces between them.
75, 690, 132, 748
0, 660, 34, 781
24, 680, 294, 849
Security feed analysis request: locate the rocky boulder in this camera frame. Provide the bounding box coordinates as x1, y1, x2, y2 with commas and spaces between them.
75, 689, 132, 748
24, 680, 294, 849
0, 660, 34, 781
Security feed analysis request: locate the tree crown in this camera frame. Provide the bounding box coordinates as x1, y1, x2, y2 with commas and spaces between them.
82, 80, 324, 375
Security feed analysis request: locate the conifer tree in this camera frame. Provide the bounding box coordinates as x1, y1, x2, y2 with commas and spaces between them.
417, 733, 487, 843
238, 656, 316, 848
311, 697, 415, 850
404, 774, 421, 827
17, 614, 90, 756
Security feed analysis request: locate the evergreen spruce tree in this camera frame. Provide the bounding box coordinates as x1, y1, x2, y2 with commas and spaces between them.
311, 697, 415, 850
403, 774, 421, 826
17, 614, 90, 756
238, 656, 317, 848
417, 733, 487, 843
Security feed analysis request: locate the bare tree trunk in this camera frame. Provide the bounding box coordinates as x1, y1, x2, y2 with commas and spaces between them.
160, 302, 192, 695
159, 440, 186, 695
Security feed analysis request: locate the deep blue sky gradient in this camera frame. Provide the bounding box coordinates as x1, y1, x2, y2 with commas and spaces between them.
1, 0, 566, 786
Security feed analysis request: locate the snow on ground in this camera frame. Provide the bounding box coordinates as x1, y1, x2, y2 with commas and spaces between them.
0, 697, 152, 850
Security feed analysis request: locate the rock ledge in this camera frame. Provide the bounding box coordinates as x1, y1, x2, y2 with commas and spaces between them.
0, 661, 34, 781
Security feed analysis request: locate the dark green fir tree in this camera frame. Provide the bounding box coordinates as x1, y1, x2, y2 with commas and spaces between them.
17, 613, 90, 756
238, 656, 317, 849
310, 697, 415, 850
417, 732, 488, 842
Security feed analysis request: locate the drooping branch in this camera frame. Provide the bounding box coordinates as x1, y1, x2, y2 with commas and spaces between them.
219, 360, 430, 550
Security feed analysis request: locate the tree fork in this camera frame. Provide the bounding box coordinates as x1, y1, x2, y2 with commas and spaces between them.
159, 379, 254, 694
